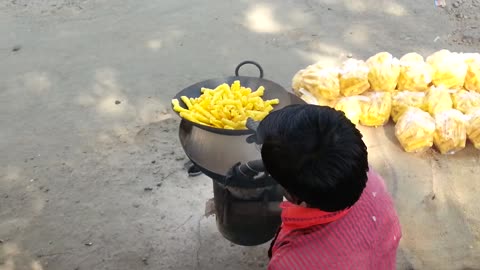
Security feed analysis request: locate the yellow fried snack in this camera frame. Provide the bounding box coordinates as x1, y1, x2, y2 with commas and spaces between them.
339, 59, 370, 96
299, 67, 340, 101
391, 91, 426, 122
395, 107, 436, 153
334, 96, 369, 125
451, 90, 480, 114
172, 80, 279, 129
464, 54, 480, 93
424, 86, 453, 116
426, 50, 468, 89
359, 91, 392, 127
397, 53, 433, 91
466, 108, 480, 149
433, 109, 467, 154
366, 52, 400, 92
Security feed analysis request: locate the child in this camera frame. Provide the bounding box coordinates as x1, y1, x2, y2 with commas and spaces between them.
256, 104, 401, 269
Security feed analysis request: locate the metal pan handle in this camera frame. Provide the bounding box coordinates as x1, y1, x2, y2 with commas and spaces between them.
238, 160, 265, 177
235, 61, 264, 78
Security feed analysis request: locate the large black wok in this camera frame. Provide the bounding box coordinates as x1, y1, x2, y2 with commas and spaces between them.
173, 61, 304, 136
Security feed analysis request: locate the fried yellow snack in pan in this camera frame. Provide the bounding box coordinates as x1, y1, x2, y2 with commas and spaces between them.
172, 80, 279, 130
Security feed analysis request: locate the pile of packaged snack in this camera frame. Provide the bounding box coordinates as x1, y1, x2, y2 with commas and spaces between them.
292, 50, 480, 154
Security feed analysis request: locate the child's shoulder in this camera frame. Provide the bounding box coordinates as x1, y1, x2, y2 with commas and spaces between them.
366, 167, 388, 191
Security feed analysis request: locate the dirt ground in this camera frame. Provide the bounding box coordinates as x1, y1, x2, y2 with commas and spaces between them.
1, 0, 480, 269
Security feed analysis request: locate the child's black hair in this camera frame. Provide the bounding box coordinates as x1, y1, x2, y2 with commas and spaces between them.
258, 104, 369, 212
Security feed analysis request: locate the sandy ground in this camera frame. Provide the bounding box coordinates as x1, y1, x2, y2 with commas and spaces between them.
1, 0, 480, 269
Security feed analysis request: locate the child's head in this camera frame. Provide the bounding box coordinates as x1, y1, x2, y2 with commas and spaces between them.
258, 104, 368, 212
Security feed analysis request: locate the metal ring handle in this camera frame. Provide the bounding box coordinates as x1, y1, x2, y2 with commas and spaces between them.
235, 61, 264, 78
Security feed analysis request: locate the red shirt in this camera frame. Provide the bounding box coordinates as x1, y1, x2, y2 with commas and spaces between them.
268, 170, 401, 270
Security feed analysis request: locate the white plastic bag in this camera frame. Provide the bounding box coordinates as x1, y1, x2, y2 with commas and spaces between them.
466, 108, 480, 150
397, 53, 433, 91
366, 52, 400, 92
359, 91, 392, 127
424, 86, 453, 116
427, 50, 468, 89
395, 107, 436, 153
433, 109, 468, 154
391, 91, 426, 122
334, 96, 369, 125
339, 59, 370, 96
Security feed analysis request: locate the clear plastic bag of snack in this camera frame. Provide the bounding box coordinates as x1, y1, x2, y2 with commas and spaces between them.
366, 52, 400, 92
334, 96, 370, 125
359, 91, 392, 127
466, 108, 480, 149
395, 107, 436, 153
391, 91, 426, 122
316, 97, 337, 108
433, 109, 467, 154
397, 53, 433, 91
298, 88, 336, 107
291, 62, 324, 95
298, 88, 318, 105
339, 59, 370, 96
292, 68, 307, 95
300, 67, 341, 101
462, 53, 480, 65
426, 50, 468, 89
464, 54, 480, 93
451, 90, 480, 114
424, 86, 453, 116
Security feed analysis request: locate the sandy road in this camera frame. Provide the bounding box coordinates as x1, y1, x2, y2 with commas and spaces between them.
1, 1, 480, 269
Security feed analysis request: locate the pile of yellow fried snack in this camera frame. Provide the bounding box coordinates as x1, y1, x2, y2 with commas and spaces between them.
293, 50, 480, 154
172, 80, 279, 130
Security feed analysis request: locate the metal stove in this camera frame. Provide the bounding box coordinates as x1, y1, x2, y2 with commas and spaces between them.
173, 61, 305, 246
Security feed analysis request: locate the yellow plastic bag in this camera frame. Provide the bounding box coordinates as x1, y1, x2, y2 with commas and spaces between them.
395, 107, 436, 153
451, 90, 480, 114
339, 59, 370, 96
426, 50, 468, 89
397, 53, 433, 91
433, 109, 467, 154
300, 67, 341, 101
464, 54, 480, 93
466, 108, 480, 149
334, 96, 370, 125
359, 91, 392, 127
366, 52, 400, 92
424, 86, 453, 116
391, 91, 426, 122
